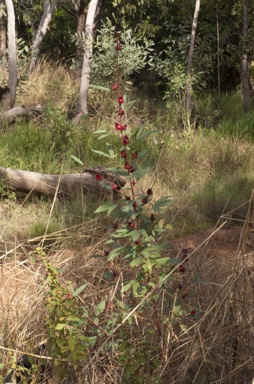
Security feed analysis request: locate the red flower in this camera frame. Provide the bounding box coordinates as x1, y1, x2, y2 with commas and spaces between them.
182, 248, 189, 254
128, 222, 135, 229
132, 151, 138, 158
118, 107, 124, 115
115, 122, 123, 131
115, 44, 122, 51
147, 188, 153, 195
66, 292, 73, 299
118, 96, 124, 104
190, 310, 196, 316
132, 201, 137, 209
123, 135, 129, 145
124, 163, 130, 170
104, 250, 110, 256
112, 83, 119, 90
115, 122, 127, 131
96, 174, 102, 181
121, 149, 127, 158
128, 165, 135, 173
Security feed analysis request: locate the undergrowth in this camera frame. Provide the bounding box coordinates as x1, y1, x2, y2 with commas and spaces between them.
1, 31, 254, 384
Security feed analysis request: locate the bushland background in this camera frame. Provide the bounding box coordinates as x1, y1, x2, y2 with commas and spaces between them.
1, 1, 254, 383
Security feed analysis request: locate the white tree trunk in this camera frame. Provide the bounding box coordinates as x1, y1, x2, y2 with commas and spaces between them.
29, 0, 59, 74
5, 0, 17, 107
74, 0, 101, 122
185, 0, 200, 121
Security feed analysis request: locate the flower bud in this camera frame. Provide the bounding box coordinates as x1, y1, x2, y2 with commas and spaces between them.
112, 83, 119, 90
96, 174, 102, 181
123, 135, 129, 145
118, 107, 124, 115
118, 96, 124, 104
112, 183, 119, 190
179, 265, 186, 273
142, 196, 148, 204
121, 149, 127, 158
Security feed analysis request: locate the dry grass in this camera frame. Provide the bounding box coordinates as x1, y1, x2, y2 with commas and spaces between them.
16, 58, 79, 111
1, 192, 254, 383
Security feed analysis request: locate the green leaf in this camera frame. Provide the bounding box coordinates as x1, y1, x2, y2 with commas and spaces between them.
67, 315, 80, 322
132, 280, 140, 296
108, 246, 125, 261
122, 280, 135, 292
97, 181, 114, 190
152, 196, 172, 212
98, 133, 110, 140
89, 84, 110, 91
136, 127, 157, 141
94, 202, 118, 215
73, 283, 88, 297
95, 300, 106, 316
92, 149, 116, 159
55, 323, 67, 330
173, 305, 183, 316
71, 155, 83, 165
94, 129, 107, 134
106, 167, 129, 176
0, 363, 5, 370
136, 149, 149, 158
68, 337, 76, 352
129, 230, 142, 241
129, 257, 144, 268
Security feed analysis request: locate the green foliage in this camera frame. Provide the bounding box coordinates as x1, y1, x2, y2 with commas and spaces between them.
91, 19, 154, 85
37, 247, 94, 380
118, 332, 162, 383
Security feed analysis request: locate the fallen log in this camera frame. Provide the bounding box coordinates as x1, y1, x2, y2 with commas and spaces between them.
0, 166, 125, 197
2, 105, 43, 123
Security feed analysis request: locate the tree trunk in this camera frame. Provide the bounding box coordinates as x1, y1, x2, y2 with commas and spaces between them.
241, 0, 250, 113
76, 0, 87, 61
5, 0, 17, 108
73, 0, 101, 123
216, 5, 221, 101
185, 0, 200, 124
0, 0, 6, 61
2, 104, 43, 123
29, 0, 59, 74
0, 166, 125, 197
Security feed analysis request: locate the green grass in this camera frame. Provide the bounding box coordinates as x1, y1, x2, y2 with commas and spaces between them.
1, 93, 254, 237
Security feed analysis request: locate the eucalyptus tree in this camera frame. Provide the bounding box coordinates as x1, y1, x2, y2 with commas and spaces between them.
29, 0, 59, 74
185, 0, 200, 124
74, 0, 101, 121
240, 0, 250, 113
5, 0, 16, 107
0, 0, 6, 61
